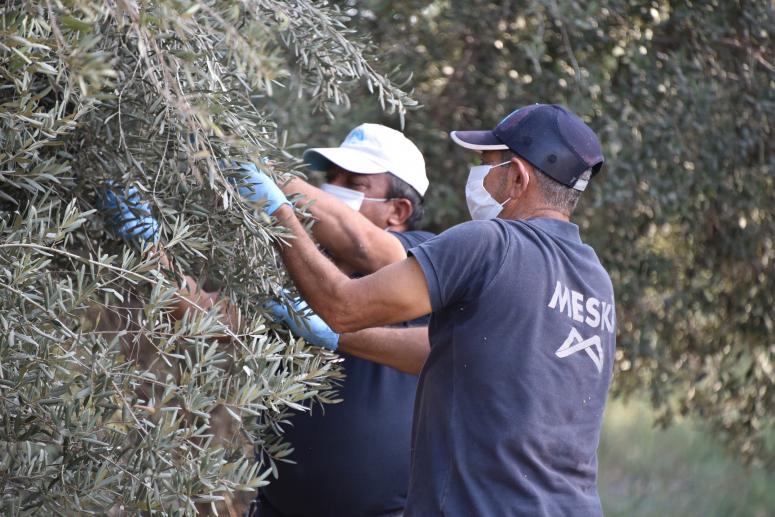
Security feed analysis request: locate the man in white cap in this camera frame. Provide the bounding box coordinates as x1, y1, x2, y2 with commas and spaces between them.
245, 104, 616, 516
251, 123, 434, 517
276, 123, 430, 275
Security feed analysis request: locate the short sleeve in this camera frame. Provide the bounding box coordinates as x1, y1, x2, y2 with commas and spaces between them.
409, 220, 510, 312
390, 230, 436, 252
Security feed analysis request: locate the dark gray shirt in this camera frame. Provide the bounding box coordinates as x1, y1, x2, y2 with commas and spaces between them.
407, 218, 615, 516
261, 230, 435, 517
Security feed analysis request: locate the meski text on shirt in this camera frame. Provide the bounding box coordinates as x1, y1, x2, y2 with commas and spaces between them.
547, 280, 615, 334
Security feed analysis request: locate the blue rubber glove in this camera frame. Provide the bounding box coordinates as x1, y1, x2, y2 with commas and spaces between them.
265, 297, 340, 351
96, 182, 160, 246
237, 162, 290, 215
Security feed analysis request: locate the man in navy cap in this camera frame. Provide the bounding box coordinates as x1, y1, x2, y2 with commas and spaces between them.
254, 124, 435, 517
208, 103, 616, 516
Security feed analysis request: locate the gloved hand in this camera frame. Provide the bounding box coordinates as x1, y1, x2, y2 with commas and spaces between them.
265, 297, 340, 351
96, 181, 160, 246
236, 162, 290, 215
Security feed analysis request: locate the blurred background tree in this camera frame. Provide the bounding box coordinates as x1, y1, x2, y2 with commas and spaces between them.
274, 0, 775, 468
2, 0, 773, 514
0, 0, 412, 514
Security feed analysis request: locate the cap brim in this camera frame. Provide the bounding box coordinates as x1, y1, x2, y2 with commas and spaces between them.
303, 147, 387, 174
450, 130, 509, 151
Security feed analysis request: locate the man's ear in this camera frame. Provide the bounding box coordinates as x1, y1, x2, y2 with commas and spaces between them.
386, 198, 414, 227
508, 157, 531, 199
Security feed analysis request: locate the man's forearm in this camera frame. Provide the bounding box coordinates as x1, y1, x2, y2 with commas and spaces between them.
272, 204, 356, 330
339, 326, 430, 375
272, 204, 432, 333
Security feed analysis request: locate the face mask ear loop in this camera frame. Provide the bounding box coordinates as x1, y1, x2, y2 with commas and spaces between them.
484, 160, 512, 203
493, 159, 515, 207
491, 160, 512, 172
362, 196, 389, 203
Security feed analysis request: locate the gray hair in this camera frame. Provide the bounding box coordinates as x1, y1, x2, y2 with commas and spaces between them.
532, 167, 591, 215
387, 174, 424, 230
499, 149, 589, 215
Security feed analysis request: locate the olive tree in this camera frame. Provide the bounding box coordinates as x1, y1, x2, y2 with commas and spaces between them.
0, 0, 412, 514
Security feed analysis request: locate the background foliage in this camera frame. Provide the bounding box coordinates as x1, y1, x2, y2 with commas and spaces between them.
2, 0, 774, 514
0, 0, 411, 514
278, 0, 775, 467
599, 399, 775, 517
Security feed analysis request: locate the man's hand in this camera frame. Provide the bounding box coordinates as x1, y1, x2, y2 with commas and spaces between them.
96, 181, 160, 246
265, 297, 340, 351
96, 181, 236, 327
271, 204, 431, 333
237, 163, 291, 215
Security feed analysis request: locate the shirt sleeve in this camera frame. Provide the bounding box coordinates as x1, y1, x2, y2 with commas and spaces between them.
409, 220, 510, 312
390, 230, 436, 252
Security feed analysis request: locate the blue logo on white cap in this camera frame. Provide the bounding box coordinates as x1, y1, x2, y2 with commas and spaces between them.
346, 128, 365, 143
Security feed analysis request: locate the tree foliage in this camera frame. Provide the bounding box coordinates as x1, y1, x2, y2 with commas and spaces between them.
315, 0, 774, 468
0, 0, 412, 513
2, 0, 773, 513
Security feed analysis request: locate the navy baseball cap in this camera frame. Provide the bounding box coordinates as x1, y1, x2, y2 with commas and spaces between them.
450, 104, 604, 191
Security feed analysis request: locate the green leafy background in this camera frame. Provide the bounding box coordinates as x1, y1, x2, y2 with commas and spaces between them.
1, 0, 773, 515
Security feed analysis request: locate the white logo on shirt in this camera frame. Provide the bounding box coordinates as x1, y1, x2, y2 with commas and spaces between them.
554, 327, 603, 373
547, 281, 614, 373
547, 280, 615, 334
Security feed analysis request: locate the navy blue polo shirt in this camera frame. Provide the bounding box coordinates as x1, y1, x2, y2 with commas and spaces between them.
261, 230, 435, 517
406, 218, 616, 516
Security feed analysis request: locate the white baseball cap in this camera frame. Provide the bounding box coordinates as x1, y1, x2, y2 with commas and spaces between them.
303, 123, 429, 196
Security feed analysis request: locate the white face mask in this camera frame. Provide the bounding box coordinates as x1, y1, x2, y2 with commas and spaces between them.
321, 183, 388, 211
465, 160, 511, 220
